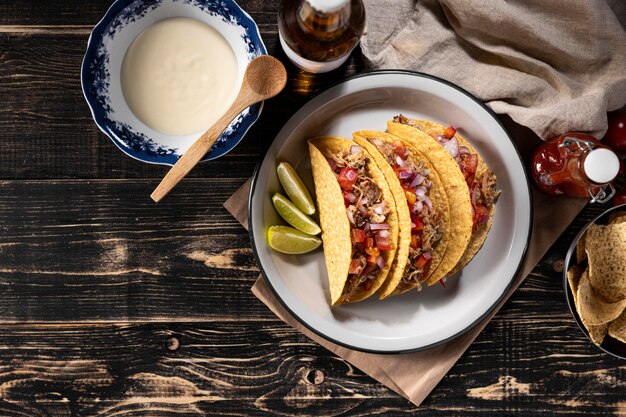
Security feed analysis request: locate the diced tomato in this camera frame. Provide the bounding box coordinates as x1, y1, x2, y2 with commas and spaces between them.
375, 234, 392, 251
459, 154, 478, 185
337, 166, 357, 191
352, 229, 366, 243
414, 254, 432, 271
364, 237, 374, 249
365, 247, 380, 264
475, 205, 489, 225
362, 280, 373, 291
443, 125, 457, 139
410, 234, 421, 249
392, 140, 407, 158
348, 259, 364, 274
411, 217, 424, 232
405, 191, 417, 205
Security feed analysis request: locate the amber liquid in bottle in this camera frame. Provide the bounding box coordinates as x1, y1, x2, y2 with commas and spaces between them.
278, 0, 365, 73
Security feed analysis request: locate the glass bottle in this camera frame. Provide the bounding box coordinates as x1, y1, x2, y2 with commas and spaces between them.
532, 133, 619, 203
278, 0, 365, 73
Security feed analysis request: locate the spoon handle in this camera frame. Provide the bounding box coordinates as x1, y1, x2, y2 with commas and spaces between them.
150, 94, 253, 203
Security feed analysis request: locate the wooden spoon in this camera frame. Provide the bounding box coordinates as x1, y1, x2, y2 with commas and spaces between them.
151, 55, 287, 202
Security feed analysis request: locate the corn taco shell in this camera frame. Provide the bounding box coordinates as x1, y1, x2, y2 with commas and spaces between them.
386, 122, 472, 284
353, 130, 450, 297
389, 117, 499, 276
308, 137, 399, 305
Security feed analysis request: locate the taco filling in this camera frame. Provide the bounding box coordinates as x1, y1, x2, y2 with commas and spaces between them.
367, 137, 443, 289
326, 146, 392, 302
393, 115, 500, 231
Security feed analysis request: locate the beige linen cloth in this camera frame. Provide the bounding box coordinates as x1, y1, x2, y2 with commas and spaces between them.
222, 0, 626, 406
361, 0, 626, 140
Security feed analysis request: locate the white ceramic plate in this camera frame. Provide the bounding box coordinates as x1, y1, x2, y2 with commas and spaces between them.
249, 71, 533, 353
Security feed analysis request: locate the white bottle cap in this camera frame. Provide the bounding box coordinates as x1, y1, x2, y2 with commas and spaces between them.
583, 148, 620, 184
308, 0, 349, 12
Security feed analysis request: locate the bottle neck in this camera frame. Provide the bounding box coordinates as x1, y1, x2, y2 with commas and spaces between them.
298, 0, 351, 37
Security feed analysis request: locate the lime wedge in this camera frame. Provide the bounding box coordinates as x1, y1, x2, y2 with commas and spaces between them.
267, 225, 322, 254
277, 162, 316, 215
272, 193, 321, 235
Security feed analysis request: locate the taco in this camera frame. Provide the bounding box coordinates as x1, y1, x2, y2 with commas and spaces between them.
388, 116, 501, 277
352, 131, 450, 297
308, 137, 400, 305
385, 120, 474, 285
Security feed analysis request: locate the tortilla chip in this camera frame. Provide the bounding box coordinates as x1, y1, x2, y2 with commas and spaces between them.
398, 119, 497, 275
587, 323, 609, 345
608, 309, 626, 343
576, 268, 626, 326
308, 137, 399, 305
585, 223, 626, 303
567, 265, 583, 306
386, 122, 472, 284
576, 233, 587, 264
353, 130, 451, 298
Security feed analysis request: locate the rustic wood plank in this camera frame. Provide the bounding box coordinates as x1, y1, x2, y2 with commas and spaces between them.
0, 278, 624, 417
0, 0, 279, 26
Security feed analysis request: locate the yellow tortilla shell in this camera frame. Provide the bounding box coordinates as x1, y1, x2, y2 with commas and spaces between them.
576, 268, 626, 326
585, 223, 626, 303
353, 130, 450, 298
576, 233, 587, 264
400, 119, 496, 275
587, 323, 609, 346
386, 122, 472, 284
308, 136, 399, 305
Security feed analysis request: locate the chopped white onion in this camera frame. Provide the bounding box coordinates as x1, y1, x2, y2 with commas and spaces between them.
360, 196, 369, 206
423, 195, 433, 211
437, 135, 447, 144
373, 201, 386, 215
414, 201, 423, 213
423, 169, 431, 176
346, 210, 355, 225
422, 251, 432, 260
378, 229, 390, 238
444, 136, 459, 158
370, 223, 390, 230
415, 186, 427, 199
410, 174, 424, 188
399, 170, 413, 179
459, 146, 470, 155
395, 155, 407, 167
350, 145, 363, 155
345, 191, 357, 203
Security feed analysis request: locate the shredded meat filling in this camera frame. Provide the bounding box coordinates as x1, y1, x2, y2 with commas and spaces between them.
328, 150, 390, 303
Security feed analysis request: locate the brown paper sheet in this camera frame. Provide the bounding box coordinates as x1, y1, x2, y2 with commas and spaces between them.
223, 177, 586, 406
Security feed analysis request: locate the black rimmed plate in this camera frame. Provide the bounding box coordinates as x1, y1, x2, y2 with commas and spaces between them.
249, 71, 533, 354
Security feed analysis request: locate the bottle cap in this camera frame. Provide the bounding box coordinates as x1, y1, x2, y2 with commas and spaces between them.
308, 0, 349, 12
584, 148, 620, 184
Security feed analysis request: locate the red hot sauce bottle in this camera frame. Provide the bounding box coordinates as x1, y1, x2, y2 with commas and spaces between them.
532, 133, 619, 203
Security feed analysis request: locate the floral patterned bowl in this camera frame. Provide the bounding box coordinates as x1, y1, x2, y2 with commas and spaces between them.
81, 0, 266, 165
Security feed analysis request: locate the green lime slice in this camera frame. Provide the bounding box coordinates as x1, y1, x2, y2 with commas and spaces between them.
267, 225, 322, 254
277, 161, 316, 215
272, 193, 321, 235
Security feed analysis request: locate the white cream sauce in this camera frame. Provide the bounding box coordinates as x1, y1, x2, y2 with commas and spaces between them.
121, 17, 239, 136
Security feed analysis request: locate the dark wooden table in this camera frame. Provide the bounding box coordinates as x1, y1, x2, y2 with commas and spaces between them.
1, 1, 624, 415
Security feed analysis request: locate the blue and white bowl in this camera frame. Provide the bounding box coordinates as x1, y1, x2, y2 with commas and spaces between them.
81, 0, 267, 165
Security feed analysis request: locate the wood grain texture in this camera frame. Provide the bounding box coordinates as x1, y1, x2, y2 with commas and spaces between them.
1, 0, 624, 415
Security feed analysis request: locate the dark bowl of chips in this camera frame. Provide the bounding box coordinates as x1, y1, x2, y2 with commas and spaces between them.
563, 203, 626, 359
